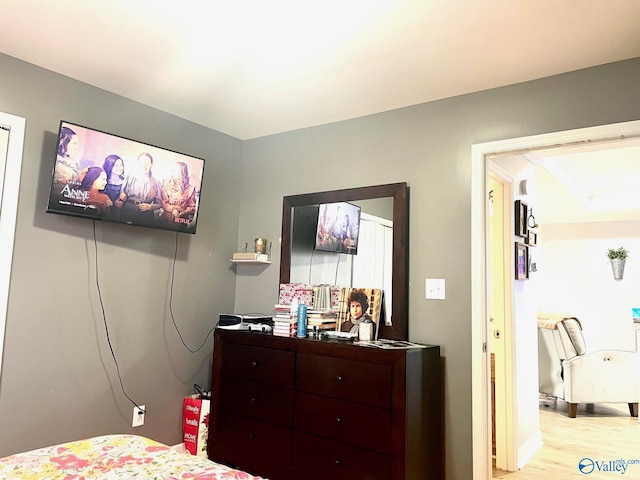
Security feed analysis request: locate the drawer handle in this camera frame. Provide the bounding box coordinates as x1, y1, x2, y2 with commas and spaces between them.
336, 416, 343, 424
250, 396, 257, 403
251, 360, 258, 368
337, 375, 344, 382
335, 459, 342, 466
250, 433, 256, 440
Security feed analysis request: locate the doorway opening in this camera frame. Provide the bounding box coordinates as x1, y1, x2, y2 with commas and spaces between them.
471, 119, 640, 479
0, 111, 26, 381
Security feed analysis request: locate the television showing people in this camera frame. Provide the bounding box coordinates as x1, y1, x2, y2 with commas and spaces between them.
78, 166, 112, 215
160, 161, 197, 226
102, 154, 125, 203
47, 121, 205, 234
115, 152, 163, 227
53, 126, 81, 184
315, 201, 361, 254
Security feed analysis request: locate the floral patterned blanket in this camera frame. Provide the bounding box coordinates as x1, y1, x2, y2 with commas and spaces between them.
0, 434, 264, 479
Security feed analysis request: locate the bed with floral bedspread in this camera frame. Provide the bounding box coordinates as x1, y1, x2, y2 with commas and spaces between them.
0, 434, 264, 480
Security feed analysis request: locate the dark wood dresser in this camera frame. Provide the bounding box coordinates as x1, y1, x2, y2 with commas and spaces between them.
208, 329, 443, 480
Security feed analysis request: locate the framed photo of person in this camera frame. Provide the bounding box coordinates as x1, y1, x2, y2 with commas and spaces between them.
337, 287, 383, 339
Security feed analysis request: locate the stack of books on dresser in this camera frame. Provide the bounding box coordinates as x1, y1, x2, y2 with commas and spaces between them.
306, 310, 338, 332
272, 304, 297, 337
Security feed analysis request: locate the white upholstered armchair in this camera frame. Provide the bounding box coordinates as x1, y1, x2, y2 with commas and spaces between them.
537, 315, 640, 418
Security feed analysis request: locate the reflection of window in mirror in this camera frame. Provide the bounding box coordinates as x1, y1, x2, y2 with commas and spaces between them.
353, 213, 393, 325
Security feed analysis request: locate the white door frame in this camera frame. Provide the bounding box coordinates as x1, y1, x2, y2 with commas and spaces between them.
471, 119, 640, 479
487, 169, 517, 472
0, 112, 26, 384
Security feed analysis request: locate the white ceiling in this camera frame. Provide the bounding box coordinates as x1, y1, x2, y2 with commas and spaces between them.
2, 0, 640, 140
493, 138, 640, 225
533, 141, 640, 224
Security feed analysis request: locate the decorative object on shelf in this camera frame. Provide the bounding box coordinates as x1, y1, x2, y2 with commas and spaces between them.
527, 207, 538, 229
514, 200, 528, 238
254, 237, 267, 254
607, 246, 628, 280
515, 242, 529, 280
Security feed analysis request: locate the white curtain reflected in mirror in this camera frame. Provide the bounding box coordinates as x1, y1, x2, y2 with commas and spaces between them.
353, 213, 393, 325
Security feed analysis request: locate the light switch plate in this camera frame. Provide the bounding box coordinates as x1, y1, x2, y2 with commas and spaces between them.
425, 278, 445, 300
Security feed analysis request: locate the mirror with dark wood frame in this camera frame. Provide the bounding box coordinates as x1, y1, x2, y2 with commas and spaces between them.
280, 182, 408, 340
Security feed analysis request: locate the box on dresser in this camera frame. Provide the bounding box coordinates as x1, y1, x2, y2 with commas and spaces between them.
208, 328, 443, 480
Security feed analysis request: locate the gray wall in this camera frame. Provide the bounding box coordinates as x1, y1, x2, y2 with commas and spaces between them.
234, 58, 640, 480
0, 53, 243, 454
2, 50, 640, 479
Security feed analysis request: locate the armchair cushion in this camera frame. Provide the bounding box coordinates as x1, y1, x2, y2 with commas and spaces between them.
560, 318, 586, 356
563, 350, 640, 404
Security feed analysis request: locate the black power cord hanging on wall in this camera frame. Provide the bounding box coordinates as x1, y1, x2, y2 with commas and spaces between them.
92, 221, 144, 413
168, 232, 217, 353
91, 225, 216, 414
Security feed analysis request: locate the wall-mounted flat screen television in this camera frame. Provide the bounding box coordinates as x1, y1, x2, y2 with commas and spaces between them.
315, 201, 361, 255
46, 121, 205, 234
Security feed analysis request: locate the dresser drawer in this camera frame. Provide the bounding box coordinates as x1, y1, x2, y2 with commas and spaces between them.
296, 353, 392, 408
212, 411, 292, 479
220, 376, 294, 426
293, 431, 390, 480
294, 391, 391, 454
221, 342, 294, 388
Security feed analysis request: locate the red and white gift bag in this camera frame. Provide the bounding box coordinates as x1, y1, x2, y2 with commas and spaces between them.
182, 393, 210, 457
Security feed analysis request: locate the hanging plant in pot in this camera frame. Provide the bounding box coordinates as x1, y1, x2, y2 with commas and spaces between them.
607, 247, 628, 280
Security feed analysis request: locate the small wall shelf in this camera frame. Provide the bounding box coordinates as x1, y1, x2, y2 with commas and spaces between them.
230, 258, 272, 265
230, 241, 272, 265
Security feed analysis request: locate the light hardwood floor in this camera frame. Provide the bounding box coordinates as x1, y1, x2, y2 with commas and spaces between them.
493, 396, 640, 479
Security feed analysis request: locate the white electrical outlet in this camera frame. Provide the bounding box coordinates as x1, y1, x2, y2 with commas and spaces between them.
132, 405, 145, 427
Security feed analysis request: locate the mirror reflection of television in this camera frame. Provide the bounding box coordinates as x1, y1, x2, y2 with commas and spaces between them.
46, 121, 205, 234
315, 201, 361, 255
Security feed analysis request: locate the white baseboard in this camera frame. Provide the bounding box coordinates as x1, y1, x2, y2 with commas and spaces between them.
518, 430, 543, 469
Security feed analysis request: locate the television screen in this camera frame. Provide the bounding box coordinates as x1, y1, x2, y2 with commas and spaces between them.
47, 121, 205, 234
315, 201, 361, 254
